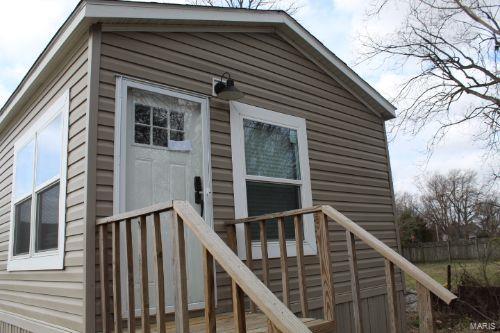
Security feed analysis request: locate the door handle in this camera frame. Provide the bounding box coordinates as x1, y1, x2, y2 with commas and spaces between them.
194, 176, 204, 216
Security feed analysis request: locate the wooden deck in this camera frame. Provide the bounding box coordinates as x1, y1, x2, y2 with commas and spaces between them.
137, 312, 334, 333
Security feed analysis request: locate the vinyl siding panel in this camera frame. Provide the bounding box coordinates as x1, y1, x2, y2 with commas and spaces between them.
0, 36, 88, 332
95, 31, 403, 332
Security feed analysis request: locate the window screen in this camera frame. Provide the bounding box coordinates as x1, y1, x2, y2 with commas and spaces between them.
247, 181, 300, 240
36, 183, 60, 252
13, 198, 31, 256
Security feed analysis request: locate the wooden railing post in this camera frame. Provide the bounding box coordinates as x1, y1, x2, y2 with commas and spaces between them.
314, 212, 336, 323
226, 224, 246, 332
346, 231, 362, 333
259, 221, 270, 288
277, 217, 290, 308
125, 219, 136, 333
203, 248, 216, 333
152, 213, 166, 332
294, 215, 308, 317
112, 222, 123, 333
99, 224, 111, 333
139, 216, 150, 333
244, 223, 256, 312
171, 213, 189, 333
416, 282, 435, 333
385, 259, 400, 333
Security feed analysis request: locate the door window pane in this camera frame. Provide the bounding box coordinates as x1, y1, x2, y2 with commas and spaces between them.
36, 115, 62, 186
13, 198, 32, 256
170, 111, 184, 131
135, 125, 150, 145
170, 130, 184, 142
153, 127, 169, 147
153, 107, 168, 127
246, 181, 300, 241
35, 183, 60, 252
14, 140, 35, 199
135, 104, 151, 124
244, 119, 300, 180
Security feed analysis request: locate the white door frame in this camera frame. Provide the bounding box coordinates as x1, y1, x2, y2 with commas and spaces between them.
113, 76, 215, 313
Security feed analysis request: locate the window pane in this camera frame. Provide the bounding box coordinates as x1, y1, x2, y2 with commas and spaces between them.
153, 127, 169, 147
14, 140, 35, 199
153, 107, 168, 127
170, 130, 184, 142
135, 125, 150, 144
36, 182, 60, 252
246, 181, 300, 241
135, 104, 150, 125
13, 198, 31, 256
244, 119, 300, 180
36, 115, 62, 186
170, 111, 184, 131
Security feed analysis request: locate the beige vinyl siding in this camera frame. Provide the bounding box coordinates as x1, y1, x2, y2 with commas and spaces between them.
95, 30, 403, 331
0, 321, 31, 333
0, 36, 88, 332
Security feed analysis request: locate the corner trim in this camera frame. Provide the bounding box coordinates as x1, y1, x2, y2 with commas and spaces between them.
83, 23, 101, 333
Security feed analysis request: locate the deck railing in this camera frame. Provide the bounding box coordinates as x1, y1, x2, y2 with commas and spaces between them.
96, 200, 312, 333
96, 201, 457, 333
228, 205, 458, 333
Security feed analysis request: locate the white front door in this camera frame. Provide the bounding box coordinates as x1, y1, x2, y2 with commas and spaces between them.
116, 78, 212, 316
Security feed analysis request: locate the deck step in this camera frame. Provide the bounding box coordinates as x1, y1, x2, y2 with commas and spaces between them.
263, 318, 335, 333
302, 318, 336, 333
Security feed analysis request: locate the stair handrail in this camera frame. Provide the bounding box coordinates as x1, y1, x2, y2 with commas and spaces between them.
320, 205, 457, 305
172, 200, 312, 333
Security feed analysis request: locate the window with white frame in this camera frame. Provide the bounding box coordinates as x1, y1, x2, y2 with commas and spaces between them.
230, 102, 317, 259
8, 92, 69, 271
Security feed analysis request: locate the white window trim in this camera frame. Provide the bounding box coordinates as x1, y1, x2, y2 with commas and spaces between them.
7, 91, 69, 271
230, 101, 317, 260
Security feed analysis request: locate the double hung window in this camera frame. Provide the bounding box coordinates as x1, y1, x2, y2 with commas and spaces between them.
8, 92, 68, 271
230, 102, 316, 259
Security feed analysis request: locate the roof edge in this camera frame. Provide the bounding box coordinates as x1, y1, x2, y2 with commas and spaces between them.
0, 0, 396, 131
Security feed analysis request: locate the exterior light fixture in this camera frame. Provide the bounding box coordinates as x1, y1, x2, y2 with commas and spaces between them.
214, 72, 244, 101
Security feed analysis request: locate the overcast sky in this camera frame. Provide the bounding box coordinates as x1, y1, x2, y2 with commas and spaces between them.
1, 0, 496, 194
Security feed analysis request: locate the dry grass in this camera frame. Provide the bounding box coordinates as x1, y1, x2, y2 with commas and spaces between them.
404, 260, 500, 291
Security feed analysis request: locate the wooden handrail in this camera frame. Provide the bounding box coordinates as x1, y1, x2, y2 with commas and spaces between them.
320, 205, 457, 305
227, 205, 323, 224
173, 201, 312, 333
96, 201, 173, 225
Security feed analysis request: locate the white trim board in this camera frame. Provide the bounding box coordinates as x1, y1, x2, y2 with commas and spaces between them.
230, 101, 317, 260
0, 0, 395, 133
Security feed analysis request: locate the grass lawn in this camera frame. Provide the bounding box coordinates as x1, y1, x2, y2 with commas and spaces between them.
404, 259, 500, 291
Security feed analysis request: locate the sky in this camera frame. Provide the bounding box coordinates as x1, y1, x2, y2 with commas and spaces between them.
0, 0, 497, 195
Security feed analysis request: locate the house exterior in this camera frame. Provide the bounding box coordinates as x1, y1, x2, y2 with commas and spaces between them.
0, 1, 410, 332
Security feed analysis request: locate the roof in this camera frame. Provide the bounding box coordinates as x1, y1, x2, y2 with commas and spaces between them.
0, 0, 396, 130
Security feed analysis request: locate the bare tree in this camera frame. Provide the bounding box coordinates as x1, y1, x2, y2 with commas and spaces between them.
188, 0, 300, 14
419, 169, 484, 240
360, 0, 499, 152
476, 196, 500, 235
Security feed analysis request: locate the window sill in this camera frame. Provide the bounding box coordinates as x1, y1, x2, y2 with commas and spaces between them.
7, 252, 64, 271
